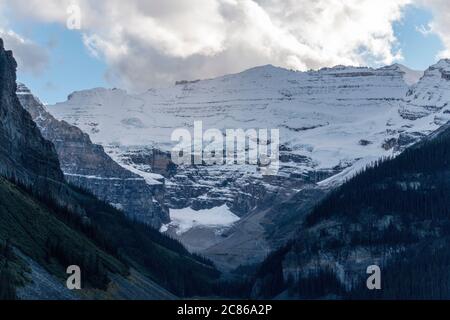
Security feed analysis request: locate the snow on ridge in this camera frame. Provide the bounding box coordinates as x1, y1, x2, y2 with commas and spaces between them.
64, 172, 145, 181
104, 146, 165, 185
385, 64, 424, 86
67, 87, 128, 101
45, 60, 450, 188
431, 58, 450, 70
16, 82, 32, 95
318, 156, 380, 187
403, 59, 450, 116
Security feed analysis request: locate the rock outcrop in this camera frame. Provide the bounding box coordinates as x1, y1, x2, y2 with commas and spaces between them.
0, 38, 74, 208
17, 83, 169, 227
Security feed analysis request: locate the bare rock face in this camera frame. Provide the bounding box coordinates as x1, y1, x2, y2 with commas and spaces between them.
17, 83, 169, 228
0, 39, 72, 206
123, 148, 176, 177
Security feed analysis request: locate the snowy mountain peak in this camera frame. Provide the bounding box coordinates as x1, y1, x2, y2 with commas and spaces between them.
48, 60, 429, 176
67, 87, 128, 103
317, 64, 372, 73
242, 64, 281, 73
16, 82, 46, 106
16, 82, 31, 94
166, 63, 420, 95
241, 64, 378, 77
384, 64, 424, 86
429, 58, 450, 71
400, 60, 450, 121
226, 64, 294, 80
412, 59, 450, 84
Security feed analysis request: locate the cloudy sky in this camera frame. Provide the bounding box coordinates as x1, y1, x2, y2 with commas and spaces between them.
0, 0, 448, 104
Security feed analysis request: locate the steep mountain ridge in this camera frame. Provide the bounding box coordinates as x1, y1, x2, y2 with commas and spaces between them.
17, 84, 168, 228
387, 63, 424, 86
401, 59, 450, 121
0, 39, 71, 207
0, 38, 220, 299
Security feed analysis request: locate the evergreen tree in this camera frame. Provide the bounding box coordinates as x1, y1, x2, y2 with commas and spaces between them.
0, 260, 17, 300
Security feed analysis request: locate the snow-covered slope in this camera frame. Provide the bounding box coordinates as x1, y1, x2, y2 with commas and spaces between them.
46, 61, 450, 268
391, 63, 424, 86
49, 64, 425, 171
17, 83, 169, 228
401, 59, 450, 121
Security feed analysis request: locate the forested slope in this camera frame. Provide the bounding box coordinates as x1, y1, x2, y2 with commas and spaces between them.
252, 122, 450, 299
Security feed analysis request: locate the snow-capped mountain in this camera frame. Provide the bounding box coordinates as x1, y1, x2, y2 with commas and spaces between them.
48, 63, 432, 172
391, 63, 424, 86
45, 61, 450, 269
401, 59, 450, 121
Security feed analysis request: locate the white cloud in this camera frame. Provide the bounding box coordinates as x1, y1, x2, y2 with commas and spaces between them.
0, 2, 49, 75
0, 0, 422, 90
416, 0, 450, 59
0, 29, 49, 75
415, 24, 432, 36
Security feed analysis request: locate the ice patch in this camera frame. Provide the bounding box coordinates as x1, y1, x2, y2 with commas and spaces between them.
160, 205, 240, 235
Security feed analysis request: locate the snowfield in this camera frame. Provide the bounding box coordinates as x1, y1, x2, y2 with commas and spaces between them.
160, 205, 240, 235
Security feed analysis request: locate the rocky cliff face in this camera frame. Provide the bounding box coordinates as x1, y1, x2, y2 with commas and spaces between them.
17, 83, 169, 228
401, 59, 450, 122
0, 39, 73, 207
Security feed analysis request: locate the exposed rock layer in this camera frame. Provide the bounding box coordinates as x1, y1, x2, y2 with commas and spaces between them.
17, 83, 169, 227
